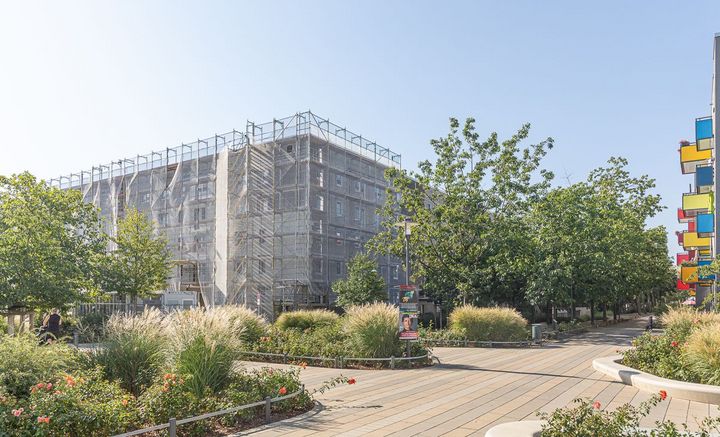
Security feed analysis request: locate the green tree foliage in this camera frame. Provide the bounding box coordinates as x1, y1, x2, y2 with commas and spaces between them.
0, 172, 106, 310
332, 253, 386, 308
101, 209, 171, 301
368, 118, 554, 308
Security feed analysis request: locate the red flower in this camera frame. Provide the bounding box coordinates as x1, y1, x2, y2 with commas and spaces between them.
37, 416, 50, 424
36, 383, 45, 389
64, 375, 76, 387
348, 378, 356, 385
671, 341, 679, 348
278, 387, 287, 395
45, 383, 52, 390
11, 408, 23, 417
660, 390, 667, 400
299, 362, 308, 369
122, 399, 129, 406
592, 401, 601, 410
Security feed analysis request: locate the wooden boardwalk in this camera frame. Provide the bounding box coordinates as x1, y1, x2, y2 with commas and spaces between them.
237, 318, 718, 436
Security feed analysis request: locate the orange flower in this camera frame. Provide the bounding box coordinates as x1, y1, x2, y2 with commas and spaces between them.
45, 383, 52, 390
64, 375, 76, 387
36, 383, 45, 389
299, 362, 308, 369
671, 341, 679, 348
37, 416, 50, 424
660, 390, 668, 400
348, 378, 356, 385
592, 401, 601, 410
122, 399, 129, 406
278, 387, 287, 395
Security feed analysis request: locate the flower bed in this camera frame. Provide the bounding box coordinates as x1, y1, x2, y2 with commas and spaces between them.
621, 308, 720, 385
246, 304, 431, 369
0, 306, 357, 436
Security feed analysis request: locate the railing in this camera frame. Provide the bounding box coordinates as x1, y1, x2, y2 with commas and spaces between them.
112, 385, 305, 437
237, 350, 431, 370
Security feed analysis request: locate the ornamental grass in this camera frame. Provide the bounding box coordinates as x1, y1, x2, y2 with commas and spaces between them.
684, 323, 720, 385
275, 309, 339, 331
343, 303, 399, 358
449, 305, 528, 342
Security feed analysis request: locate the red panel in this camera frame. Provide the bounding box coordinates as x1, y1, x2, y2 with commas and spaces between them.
677, 232, 684, 245
677, 279, 690, 290
688, 220, 696, 232
688, 250, 697, 260
677, 253, 691, 265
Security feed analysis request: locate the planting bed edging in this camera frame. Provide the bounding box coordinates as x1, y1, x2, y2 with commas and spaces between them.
593, 355, 720, 405
484, 420, 543, 437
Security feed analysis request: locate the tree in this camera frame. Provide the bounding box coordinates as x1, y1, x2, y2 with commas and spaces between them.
368, 117, 554, 310
0, 172, 106, 311
101, 209, 171, 304
332, 253, 386, 308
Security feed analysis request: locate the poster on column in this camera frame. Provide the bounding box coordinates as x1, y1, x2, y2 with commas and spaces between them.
398, 285, 419, 340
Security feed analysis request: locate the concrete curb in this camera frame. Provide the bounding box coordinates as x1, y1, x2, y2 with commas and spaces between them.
593, 355, 720, 405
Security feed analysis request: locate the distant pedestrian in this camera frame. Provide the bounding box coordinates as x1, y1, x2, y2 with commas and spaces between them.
42, 309, 62, 343
645, 315, 654, 331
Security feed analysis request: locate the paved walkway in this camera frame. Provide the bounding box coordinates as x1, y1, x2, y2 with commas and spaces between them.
237, 317, 718, 436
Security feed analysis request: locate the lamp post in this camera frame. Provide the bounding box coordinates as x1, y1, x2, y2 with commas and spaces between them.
395, 218, 417, 357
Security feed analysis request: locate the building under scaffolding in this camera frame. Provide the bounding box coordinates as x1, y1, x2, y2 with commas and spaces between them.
51, 112, 405, 319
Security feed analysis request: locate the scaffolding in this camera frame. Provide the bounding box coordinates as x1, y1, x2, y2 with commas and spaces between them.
50, 111, 404, 319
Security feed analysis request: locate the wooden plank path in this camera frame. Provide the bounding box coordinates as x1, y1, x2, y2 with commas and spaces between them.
234, 317, 717, 436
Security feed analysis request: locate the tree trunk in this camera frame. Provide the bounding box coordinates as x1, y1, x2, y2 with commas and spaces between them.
546, 301, 552, 324
602, 303, 607, 322
590, 300, 595, 325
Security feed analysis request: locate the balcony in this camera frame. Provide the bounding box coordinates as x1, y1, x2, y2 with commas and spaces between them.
681, 232, 711, 249
696, 117, 713, 151
697, 213, 714, 236
677, 252, 691, 265
681, 265, 699, 284
680, 143, 712, 174
696, 166, 714, 192
678, 207, 695, 222
698, 259, 716, 281
682, 192, 713, 213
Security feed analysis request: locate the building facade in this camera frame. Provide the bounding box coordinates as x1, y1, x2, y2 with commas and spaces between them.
675, 34, 720, 307
51, 112, 405, 319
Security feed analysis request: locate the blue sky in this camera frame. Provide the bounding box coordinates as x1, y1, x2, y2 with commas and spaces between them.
1, 1, 719, 255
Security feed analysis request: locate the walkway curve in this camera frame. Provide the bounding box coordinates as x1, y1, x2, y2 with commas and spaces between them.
233, 317, 718, 436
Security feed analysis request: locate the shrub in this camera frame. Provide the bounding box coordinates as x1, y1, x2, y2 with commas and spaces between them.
343, 303, 399, 358
0, 368, 139, 436
167, 307, 244, 398
685, 323, 720, 385
255, 323, 347, 358
0, 334, 79, 398
622, 332, 698, 383
449, 306, 528, 341
223, 367, 312, 417
88, 308, 167, 396
75, 311, 110, 343
275, 309, 339, 332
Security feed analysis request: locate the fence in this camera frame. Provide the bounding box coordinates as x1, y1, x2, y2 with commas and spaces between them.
112, 385, 304, 437
237, 350, 432, 370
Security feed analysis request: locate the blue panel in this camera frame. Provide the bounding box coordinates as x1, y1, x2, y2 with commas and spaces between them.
696, 166, 714, 187
699, 259, 716, 280
697, 118, 713, 141
697, 213, 714, 234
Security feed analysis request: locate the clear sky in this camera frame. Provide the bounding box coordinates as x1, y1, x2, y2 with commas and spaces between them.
1, 1, 719, 255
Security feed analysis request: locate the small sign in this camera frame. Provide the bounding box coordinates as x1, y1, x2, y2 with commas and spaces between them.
398, 285, 419, 340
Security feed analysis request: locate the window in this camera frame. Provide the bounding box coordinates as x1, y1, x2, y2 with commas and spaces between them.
286, 144, 293, 153
392, 266, 399, 280
354, 206, 361, 223
141, 192, 151, 204
335, 239, 343, 246
354, 180, 364, 193
336, 200, 344, 217
375, 186, 383, 201
196, 183, 209, 199
198, 262, 208, 279
259, 260, 266, 274
158, 213, 168, 227
315, 195, 324, 211
335, 174, 343, 186
265, 198, 273, 212
335, 261, 342, 275
193, 207, 206, 230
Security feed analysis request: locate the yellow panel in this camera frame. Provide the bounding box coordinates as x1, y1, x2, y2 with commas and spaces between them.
683, 193, 713, 212
681, 266, 699, 283
700, 249, 712, 255
681, 144, 712, 162
683, 232, 711, 249
689, 289, 697, 296
697, 137, 714, 151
